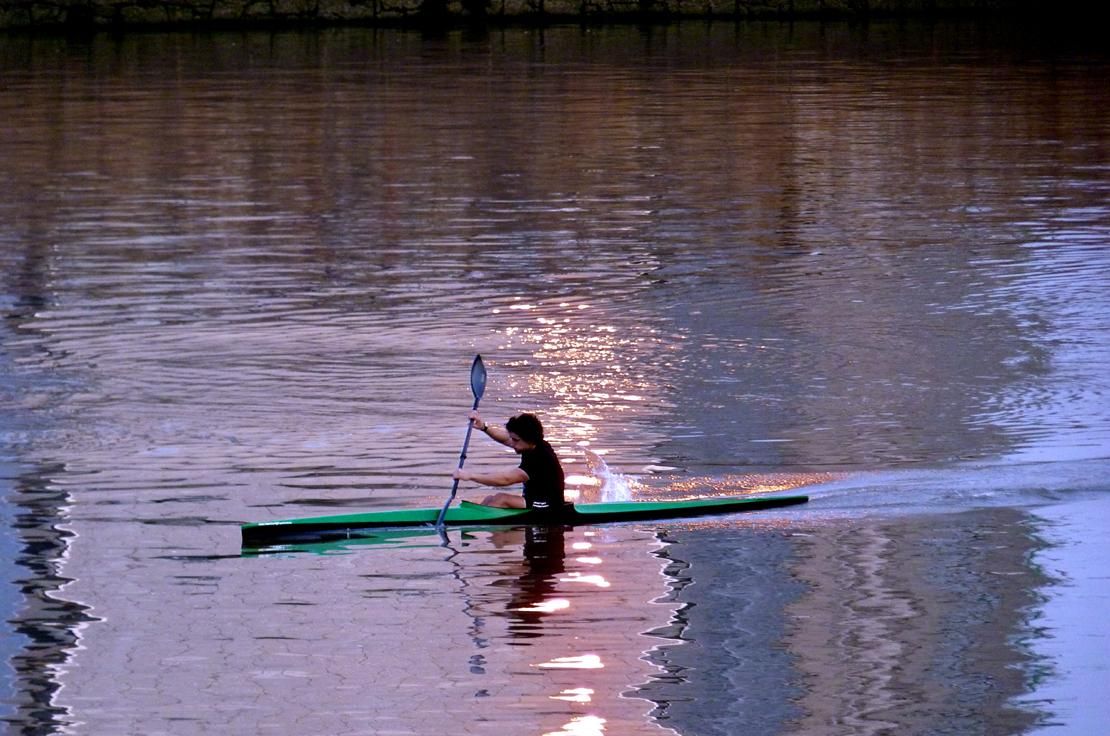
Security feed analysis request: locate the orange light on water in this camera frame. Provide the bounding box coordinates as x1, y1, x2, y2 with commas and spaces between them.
494, 298, 662, 454
542, 715, 606, 736
550, 687, 594, 703
558, 572, 611, 589
665, 471, 842, 498
535, 654, 604, 670
515, 598, 572, 614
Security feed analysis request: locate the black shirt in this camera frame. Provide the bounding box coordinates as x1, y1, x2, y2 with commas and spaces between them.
519, 440, 565, 511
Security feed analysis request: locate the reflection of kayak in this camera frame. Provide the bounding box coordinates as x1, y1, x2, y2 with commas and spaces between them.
240, 494, 808, 546
241, 527, 454, 556
241, 526, 550, 556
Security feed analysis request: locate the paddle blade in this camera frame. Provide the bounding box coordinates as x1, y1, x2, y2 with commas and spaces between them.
470, 355, 487, 401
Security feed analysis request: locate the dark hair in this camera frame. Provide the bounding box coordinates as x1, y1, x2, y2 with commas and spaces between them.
505, 413, 544, 444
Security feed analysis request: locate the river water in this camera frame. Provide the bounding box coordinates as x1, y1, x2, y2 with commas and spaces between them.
1, 21, 1108, 735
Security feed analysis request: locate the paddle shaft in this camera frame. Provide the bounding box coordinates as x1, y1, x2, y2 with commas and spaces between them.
436, 394, 481, 527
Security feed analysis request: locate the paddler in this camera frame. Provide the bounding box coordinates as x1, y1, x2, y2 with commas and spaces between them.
452, 412, 566, 511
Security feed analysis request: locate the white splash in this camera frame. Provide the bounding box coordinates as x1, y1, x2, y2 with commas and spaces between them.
584, 449, 634, 502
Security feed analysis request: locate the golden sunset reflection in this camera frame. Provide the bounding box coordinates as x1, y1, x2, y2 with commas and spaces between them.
558, 573, 611, 589
494, 298, 670, 466
551, 687, 594, 703
542, 714, 607, 736
535, 654, 605, 670
514, 598, 572, 614
662, 471, 843, 498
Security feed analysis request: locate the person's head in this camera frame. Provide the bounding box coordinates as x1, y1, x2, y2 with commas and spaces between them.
505, 413, 544, 451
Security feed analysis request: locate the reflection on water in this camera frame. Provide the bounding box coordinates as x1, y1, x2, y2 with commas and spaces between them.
241, 525, 680, 735
639, 509, 1047, 736
502, 526, 567, 639
637, 522, 807, 734
1, 20, 1108, 736
3, 25, 1108, 492
0, 464, 98, 735
784, 510, 1047, 735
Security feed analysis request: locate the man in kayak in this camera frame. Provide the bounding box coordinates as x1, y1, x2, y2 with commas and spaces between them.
452, 412, 566, 512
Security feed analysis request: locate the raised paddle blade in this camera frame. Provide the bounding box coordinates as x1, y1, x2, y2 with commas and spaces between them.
436, 354, 487, 530
470, 354, 487, 403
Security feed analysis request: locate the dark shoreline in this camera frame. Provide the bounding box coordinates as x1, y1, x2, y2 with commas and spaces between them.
1, 0, 1103, 34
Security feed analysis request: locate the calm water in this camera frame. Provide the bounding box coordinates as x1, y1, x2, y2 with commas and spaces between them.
1, 21, 1108, 735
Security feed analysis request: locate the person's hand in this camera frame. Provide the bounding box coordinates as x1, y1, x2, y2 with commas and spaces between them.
453, 469, 470, 481
468, 411, 486, 431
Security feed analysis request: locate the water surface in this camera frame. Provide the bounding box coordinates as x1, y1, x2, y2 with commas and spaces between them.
1, 21, 1108, 735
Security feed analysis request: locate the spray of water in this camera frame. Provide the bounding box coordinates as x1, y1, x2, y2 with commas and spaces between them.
583, 449, 634, 503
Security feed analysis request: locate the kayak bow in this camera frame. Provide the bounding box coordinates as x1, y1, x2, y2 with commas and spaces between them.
240, 493, 808, 546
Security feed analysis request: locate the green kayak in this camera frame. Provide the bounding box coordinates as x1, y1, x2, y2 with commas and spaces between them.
240, 493, 808, 546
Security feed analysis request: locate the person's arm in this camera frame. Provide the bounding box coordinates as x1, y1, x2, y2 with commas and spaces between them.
454, 467, 528, 487
470, 412, 511, 447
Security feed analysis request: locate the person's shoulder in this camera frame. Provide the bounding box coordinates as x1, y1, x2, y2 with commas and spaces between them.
539, 440, 561, 461
524, 441, 557, 458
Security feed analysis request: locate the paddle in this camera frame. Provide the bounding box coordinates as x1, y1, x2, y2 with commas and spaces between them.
435, 354, 488, 528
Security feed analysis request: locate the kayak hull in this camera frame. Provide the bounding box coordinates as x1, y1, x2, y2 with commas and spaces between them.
240, 493, 808, 546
